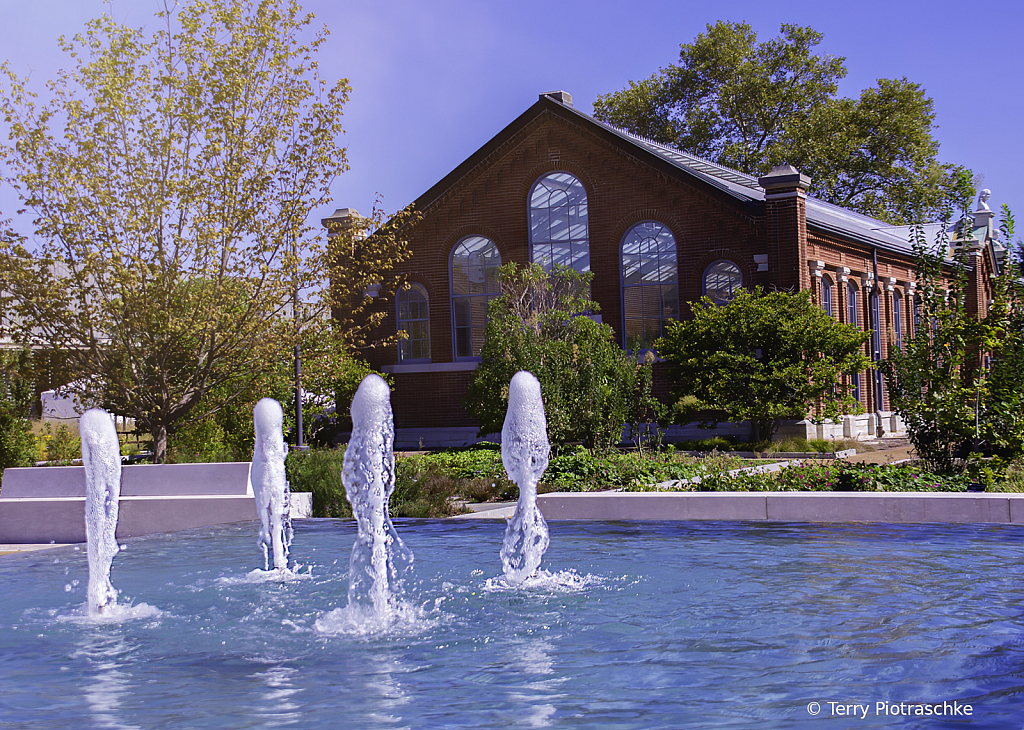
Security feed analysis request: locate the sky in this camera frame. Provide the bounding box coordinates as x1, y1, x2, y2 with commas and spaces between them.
1, 0, 1021, 237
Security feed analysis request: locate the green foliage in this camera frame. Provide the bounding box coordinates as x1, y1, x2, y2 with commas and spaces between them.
167, 335, 377, 462
284, 446, 483, 519
43, 423, 82, 464
0, 350, 36, 475
592, 20, 969, 224
464, 263, 660, 451
286, 443, 967, 514
285, 448, 350, 518
624, 458, 970, 493
882, 202, 1024, 475
0, 1, 411, 463
655, 288, 871, 442
976, 207, 1024, 464
543, 446, 743, 491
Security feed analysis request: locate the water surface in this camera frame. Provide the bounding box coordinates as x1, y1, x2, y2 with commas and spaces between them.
1, 520, 1022, 728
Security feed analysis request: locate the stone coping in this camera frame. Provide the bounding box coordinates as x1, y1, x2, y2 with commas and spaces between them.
535, 491, 1024, 524
0, 462, 254, 498
0, 492, 313, 543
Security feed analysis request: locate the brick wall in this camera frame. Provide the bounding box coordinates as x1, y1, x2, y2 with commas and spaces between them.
348, 106, 994, 431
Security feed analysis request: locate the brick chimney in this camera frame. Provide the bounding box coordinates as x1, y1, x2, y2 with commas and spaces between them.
758, 164, 811, 292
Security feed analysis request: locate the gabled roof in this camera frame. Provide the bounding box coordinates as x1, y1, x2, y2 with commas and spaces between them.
412, 92, 926, 257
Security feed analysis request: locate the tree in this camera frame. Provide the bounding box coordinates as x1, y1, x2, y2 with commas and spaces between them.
170, 330, 375, 460
592, 21, 970, 224
0, 349, 37, 476
654, 288, 871, 443
882, 204, 1024, 475
0, 0, 410, 461
464, 263, 659, 451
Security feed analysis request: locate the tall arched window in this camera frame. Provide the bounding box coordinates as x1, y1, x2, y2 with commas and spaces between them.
847, 281, 861, 404
703, 260, 742, 305
621, 221, 679, 350
397, 282, 430, 363
529, 172, 589, 272
870, 289, 884, 408
892, 291, 903, 350
450, 236, 501, 359
821, 275, 834, 317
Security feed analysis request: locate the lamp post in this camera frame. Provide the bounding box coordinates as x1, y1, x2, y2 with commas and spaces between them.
293, 341, 307, 452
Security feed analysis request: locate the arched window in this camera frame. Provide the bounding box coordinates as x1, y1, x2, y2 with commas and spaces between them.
397, 282, 430, 363
703, 260, 742, 305
870, 289, 884, 408
450, 235, 501, 359
529, 172, 589, 272
847, 281, 861, 403
821, 275, 834, 317
621, 221, 679, 350
892, 291, 903, 350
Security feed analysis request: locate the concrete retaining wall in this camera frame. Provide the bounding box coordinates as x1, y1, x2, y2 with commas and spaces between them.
537, 491, 1024, 524
0, 463, 312, 543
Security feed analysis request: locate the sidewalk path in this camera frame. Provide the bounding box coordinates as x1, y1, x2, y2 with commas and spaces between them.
845, 443, 915, 465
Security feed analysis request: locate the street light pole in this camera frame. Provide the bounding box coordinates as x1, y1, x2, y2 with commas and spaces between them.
292, 222, 309, 453
294, 341, 306, 451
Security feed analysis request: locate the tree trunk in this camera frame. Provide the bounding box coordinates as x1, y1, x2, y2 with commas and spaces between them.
152, 424, 168, 464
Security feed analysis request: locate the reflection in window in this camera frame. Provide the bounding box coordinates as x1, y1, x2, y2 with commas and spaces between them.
450, 236, 501, 359
870, 290, 884, 407
621, 221, 678, 350
821, 275, 834, 317
848, 281, 861, 403
893, 291, 902, 350
398, 282, 430, 362
529, 172, 589, 272
703, 260, 742, 305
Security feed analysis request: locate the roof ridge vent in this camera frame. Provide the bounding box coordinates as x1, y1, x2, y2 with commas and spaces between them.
540, 90, 573, 107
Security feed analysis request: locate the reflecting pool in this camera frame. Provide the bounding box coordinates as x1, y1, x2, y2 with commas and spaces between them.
1, 520, 1023, 728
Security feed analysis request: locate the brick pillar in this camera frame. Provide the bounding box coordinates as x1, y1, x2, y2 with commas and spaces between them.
810, 260, 825, 305
758, 164, 811, 293
965, 243, 987, 321
905, 283, 916, 339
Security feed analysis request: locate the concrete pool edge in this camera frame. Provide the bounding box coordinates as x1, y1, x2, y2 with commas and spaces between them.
532, 491, 1024, 524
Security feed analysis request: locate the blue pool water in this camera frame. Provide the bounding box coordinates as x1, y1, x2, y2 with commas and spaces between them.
1, 519, 1023, 729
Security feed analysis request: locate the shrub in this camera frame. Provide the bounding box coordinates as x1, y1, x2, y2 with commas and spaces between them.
286, 448, 350, 518
45, 423, 81, 463
656, 288, 870, 443
464, 263, 659, 451
0, 351, 37, 475
284, 446, 488, 519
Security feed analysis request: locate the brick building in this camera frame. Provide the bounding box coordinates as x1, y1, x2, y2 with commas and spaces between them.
325, 91, 1003, 448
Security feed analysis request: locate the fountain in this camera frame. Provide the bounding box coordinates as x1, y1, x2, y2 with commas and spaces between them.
499, 371, 551, 585
336, 373, 413, 615
250, 398, 292, 571
2, 381, 1021, 726
79, 408, 122, 615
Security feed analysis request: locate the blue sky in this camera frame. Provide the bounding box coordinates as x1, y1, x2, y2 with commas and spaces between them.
1, 0, 1021, 235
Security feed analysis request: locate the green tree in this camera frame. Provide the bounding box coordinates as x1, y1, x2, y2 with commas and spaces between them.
882, 204, 1024, 474
0, 0, 410, 462
655, 288, 871, 443
464, 263, 658, 451
0, 349, 37, 476
169, 333, 375, 461
592, 21, 970, 224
